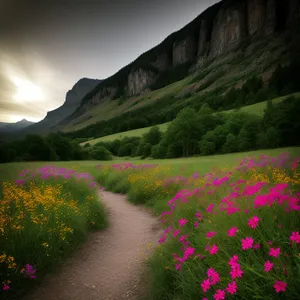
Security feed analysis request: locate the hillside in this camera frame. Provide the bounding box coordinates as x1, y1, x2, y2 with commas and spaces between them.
2, 78, 102, 142
57, 0, 300, 136
81, 92, 300, 146
0, 119, 35, 133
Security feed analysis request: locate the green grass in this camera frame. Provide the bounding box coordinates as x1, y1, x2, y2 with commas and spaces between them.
224, 92, 300, 116
81, 122, 170, 146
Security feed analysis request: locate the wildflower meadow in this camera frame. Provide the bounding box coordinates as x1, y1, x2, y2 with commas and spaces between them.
0, 166, 107, 299
96, 152, 300, 299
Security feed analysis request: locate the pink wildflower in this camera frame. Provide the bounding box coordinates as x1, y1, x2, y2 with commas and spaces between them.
201, 279, 211, 292
269, 247, 281, 258
173, 229, 180, 237
206, 231, 217, 238
264, 260, 274, 272
230, 265, 244, 279
178, 218, 188, 227
241, 237, 254, 250
213, 289, 226, 300
273, 280, 287, 293
228, 255, 239, 267
248, 216, 260, 229
290, 231, 300, 244
268, 240, 273, 245
226, 281, 237, 295
2, 284, 10, 291
253, 243, 260, 250
206, 203, 215, 213
194, 221, 199, 228
228, 227, 238, 237
207, 268, 220, 285
209, 244, 219, 255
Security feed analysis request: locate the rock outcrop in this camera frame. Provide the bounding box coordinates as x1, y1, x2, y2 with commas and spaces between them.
198, 20, 211, 58
286, 0, 300, 28
173, 36, 197, 66
264, 0, 277, 36
210, 1, 247, 58
127, 68, 157, 96
247, 0, 266, 35
89, 86, 117, 105
151, 53, 171, 71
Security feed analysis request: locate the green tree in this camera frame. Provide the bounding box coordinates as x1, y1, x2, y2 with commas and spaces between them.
90, 146, 112, 160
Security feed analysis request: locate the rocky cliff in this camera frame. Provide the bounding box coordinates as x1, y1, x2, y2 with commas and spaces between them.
64, 0, 300, 124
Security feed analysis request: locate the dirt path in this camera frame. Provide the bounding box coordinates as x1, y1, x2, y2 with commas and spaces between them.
24, 191, 163, 300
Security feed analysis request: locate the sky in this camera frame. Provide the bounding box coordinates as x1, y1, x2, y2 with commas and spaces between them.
0, 0, 218, 123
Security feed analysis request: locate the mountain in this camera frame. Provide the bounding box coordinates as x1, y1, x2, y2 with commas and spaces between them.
57, 0, 300, 133
0, 119, 35, 132
19, 78, 101, 136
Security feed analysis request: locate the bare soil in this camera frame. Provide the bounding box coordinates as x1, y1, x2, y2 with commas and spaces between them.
24, 191, 163, 300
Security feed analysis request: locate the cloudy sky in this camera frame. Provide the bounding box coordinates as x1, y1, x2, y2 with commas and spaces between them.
0, 0, 218, 123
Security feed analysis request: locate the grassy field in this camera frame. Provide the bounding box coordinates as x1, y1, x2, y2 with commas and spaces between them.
81, 93, 300, 146
81, 122, 170, 146
2, 147, 299, 180
88, 146, 300, 300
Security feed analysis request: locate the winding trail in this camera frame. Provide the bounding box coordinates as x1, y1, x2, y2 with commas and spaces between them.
24, 191, 163, 300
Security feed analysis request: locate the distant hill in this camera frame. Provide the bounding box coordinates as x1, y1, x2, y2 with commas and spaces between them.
0, 119, 35, 133
8, 78, 102, 139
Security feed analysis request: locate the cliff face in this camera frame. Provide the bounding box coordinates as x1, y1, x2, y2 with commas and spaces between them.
128, 68, 157, 96
65, 0, 300, 123
173, 36, 198, 66
210, 1, 247, 57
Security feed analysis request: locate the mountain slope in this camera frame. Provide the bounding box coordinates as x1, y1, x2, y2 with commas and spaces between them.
20, 78, 101, 136
0, 119, 35, 133
57, 0, 300, 134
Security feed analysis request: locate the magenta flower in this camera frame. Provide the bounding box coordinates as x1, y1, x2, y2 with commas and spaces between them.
2, 284, 10, 291
226, 281, 237, 295
213, 289, 225, 300
228, 227, 238, 237
241, 237, 254, 250
273, 280, 287, 293
264, 260, 274, 272
206, 203, 215, 213
290, 231, 300, 244
201, 279, 211, 292
253, 243, 260, 250
158, 235, 167, 243
209, 244, 219, 255
206, 231, 217, 238
207, 268, 220, 285
173, 229, 180, 237
194, 221, 199, 228
230, 265, 244, 279
267, 240, 273, 245
228, 255, 239, 267
269, 248, 281, 258
248, 216, 260, 229
178, 218, 188, 227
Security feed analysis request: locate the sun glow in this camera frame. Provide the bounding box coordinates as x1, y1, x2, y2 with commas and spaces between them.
12, 77, 44, 102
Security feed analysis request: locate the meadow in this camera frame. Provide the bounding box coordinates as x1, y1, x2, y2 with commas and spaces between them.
92, 148, 300, 299
1, 146, 299, 299
0, 166, 107, 299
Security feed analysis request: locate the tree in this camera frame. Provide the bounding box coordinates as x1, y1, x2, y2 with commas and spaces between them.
163, 108, 201, 157
90, 146, 112, 160
222, 134, 238, 153
143, 126, 162, 145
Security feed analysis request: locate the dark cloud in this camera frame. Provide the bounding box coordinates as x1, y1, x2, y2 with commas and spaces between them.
0, 0, 218, 122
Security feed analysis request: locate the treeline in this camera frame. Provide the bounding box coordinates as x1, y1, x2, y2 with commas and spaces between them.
0, 133, 90, 163
63, 60, 300, 141
86, 95, 300, 160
